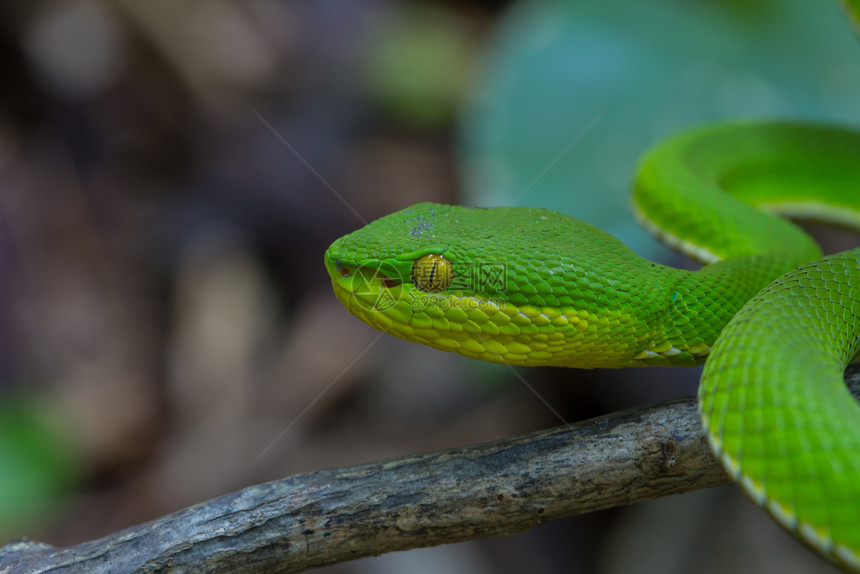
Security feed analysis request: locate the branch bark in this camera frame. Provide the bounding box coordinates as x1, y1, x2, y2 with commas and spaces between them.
4, 371, 859, 574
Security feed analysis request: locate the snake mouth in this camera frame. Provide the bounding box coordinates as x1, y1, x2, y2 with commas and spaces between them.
329, 259, 401, 288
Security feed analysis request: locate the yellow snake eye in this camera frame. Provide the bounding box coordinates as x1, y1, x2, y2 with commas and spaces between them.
412, 254, 454, 293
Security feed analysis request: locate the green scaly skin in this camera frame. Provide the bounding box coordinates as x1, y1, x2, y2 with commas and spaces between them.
325, 121, 860, 570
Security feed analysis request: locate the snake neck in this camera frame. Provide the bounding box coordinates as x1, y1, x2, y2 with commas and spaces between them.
633, 253, 809, 367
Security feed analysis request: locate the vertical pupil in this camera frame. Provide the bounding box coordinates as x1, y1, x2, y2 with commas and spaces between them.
412, 254, 453, 293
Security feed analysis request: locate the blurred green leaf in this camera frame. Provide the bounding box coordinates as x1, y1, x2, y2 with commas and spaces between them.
461, 0, 860, 260
843, 0, 860, 31
0, 394, 81, 536
364, 5, 477, 127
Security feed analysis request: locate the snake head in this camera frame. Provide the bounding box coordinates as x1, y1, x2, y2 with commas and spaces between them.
324, 202, 655, 367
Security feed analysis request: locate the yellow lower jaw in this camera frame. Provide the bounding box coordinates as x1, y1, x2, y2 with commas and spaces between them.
333, 281, 697, 368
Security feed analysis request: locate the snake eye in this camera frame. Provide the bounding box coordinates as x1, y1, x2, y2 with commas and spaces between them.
412, 254, 454, 293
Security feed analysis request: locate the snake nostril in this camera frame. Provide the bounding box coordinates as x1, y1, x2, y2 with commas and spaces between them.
334, 259, 351, 277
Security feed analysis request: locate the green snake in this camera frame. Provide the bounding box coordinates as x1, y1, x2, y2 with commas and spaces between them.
324, 120, 860, 569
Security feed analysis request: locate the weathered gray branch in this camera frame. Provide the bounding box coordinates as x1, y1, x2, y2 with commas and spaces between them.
4, 371, 859, 574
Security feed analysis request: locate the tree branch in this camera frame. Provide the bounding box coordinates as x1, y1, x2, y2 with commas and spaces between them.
4, 371, 859, 574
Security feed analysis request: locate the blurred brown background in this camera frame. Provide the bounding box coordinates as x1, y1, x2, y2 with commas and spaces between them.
0, 1, 855, 573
